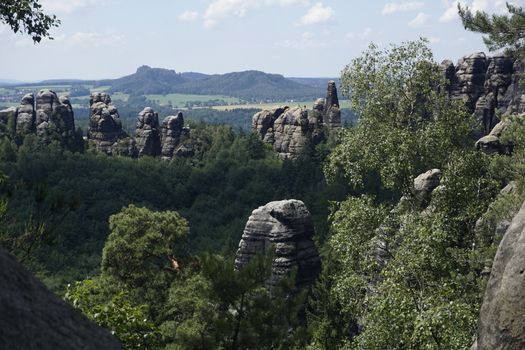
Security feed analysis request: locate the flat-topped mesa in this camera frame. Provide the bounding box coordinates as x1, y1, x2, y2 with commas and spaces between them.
323, 80, 342, 129
442, 52, 523, 135
160, 112, 187, 160
234, 200, 321, 291
88, 92, 135, 156
135, 107, 161, 157
34, 89, 77, 147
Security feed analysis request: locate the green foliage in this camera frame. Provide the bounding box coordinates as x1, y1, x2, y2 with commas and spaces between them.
0, 0, 60, 42
328, 39, 472, 196
162, 253, 308, 350
459, 3, 525, 57
101, 205, 189, 290
65, 278, 161, 349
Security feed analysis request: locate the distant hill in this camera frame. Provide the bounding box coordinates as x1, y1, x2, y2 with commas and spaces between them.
96, 66, 323, 101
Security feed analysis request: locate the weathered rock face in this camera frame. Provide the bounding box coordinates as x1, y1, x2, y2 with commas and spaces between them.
475, 117, 515, 154
16, 93, 36, 139
234, 200, 321, 290
0, 107, 17, 137
413, 169, 442, 206
0, 248, 122, 350
253, 81, 341, 157
253, 106, 322, 158
34, 90, 76, 146
323, 80, 342, 129
443, 53, 523, 135
160, 112, 185, 160
88, 92, 134, 156
472, 199, 525, 350
135, 107, 161, 157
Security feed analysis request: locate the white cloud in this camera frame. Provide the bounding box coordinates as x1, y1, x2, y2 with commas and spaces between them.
41, 0, 104, 15
276, 31, 328, 49
408, 12, 429, 27
66, 31, 125, 47
178, 10, 199, 21
346, 27, 372, 41
300, 2, 334, 25
428, 36, 441, 43
202, 0, 309, 27
439, 0, 518, 22
382, 1, 424, 15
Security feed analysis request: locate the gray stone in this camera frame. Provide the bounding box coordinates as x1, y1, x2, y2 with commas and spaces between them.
234, 200, 321, 290
35, 90, 76, 146
0, 248, 122, 350
413, 169, 442, 205
87, 92, 132, 156
16, 93, 35, 139
473, 199, 525, 349
160, 112, 184, 160
135, 107, 161, 157
324, 80, 341, 128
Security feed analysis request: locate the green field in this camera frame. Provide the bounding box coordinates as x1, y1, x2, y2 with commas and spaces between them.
146, 93, 242, 107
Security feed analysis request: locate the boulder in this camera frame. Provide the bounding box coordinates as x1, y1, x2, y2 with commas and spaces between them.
135, 107, 161, 157
473, 199, 525, 349
475, 117, 516, 154
234, 200, 321, 290
0, 248, 122, 349
413, 169, 442, 204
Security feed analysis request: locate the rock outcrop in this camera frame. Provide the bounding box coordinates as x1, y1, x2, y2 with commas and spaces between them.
412, 169, 442, 206
234, 200, 321, 290
16, 93, 36, 139
443, 53, 524, 135
323, 80, 342, 129
0, 248, 122, 349
253, 81, 342, 158
160, 112, 190, 160
475, 118, 515, 154
135, 107, 161, 157
35, 90, 76, 146
87, 92, 135, 156
472, 199, 525, 350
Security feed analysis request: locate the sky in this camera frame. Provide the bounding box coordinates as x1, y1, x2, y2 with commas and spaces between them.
0, 0, 523, 81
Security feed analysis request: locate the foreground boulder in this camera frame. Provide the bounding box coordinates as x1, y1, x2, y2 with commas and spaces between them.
0, 248, 122, 349
234, 200, 321, 290
472, 199, 525, 349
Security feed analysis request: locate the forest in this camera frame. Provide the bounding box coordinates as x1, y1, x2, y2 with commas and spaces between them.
1, 1, 525, 350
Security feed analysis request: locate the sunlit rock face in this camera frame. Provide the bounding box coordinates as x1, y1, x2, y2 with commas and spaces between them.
87, 92, 135, 156
442, 52, 523, 135
135, 107, 161, 157
234, 199, 321, 291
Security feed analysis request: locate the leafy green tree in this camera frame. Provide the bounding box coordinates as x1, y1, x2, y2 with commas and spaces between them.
459, 2, 525, 57
65, 278, 161, 349
162, 253, 307, 350
0, 0, 60, 42
101, 204, 189, 291
328, 39, 472, 198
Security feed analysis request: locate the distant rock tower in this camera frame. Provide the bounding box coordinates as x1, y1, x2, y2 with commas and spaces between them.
135, 107, 161, 157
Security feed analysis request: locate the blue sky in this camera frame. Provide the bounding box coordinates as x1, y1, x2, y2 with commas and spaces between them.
0, 0, 523, 80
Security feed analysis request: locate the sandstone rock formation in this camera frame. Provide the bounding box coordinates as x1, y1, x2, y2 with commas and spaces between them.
16, 93, 36, 140
35, 89, 76, 145
87, 92, 135, 156
0, 248, 122, 350
253, 81, 341, 157
135, 107, 161, 157
161, 112, 188, 160
475, 118, 514, 154
472, 199, 525, 350
0, 107, 17, 138
412, 169, 442, 206
234, 200, 321, 290
323, 80, 342, 129
443, 53, 524, 135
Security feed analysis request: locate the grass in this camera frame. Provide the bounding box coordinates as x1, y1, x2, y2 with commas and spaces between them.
146, 93, 242, 107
